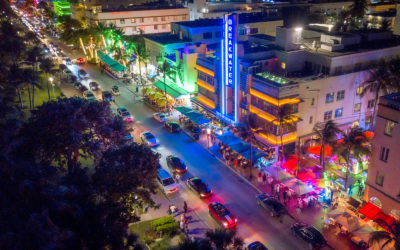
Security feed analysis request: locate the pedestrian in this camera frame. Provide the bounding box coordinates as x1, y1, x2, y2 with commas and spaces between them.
283, 190, 287, 202
348, 184, 353, 196
262, 173, 267, 185
258, 171, 262, 183
233, 159, 238, 168
184, 221, 189, 235
167, 205, 172, 215
180, 220, 185, 232
183, 201, 188, 214
296, 206, 301, 215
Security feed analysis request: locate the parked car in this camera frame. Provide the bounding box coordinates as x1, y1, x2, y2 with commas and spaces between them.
74, 82, 82, 90
65, 58, 72, 65
78, 85, 88, 94
111, 85, 120, 95
256, 193, 286, 217
101, 91, 114, 102
157, 169, 178, 194
153, 113, 167, 123
208, 202, 237, 228
124, 133, 134, 143
64, 69, 73, 76
247, 241, 268, 250
76, 57, 86, 64
59, 64, 67, 71
164, 121, 181, 133
78, 69, 89, 79
117, 107, 134, 123
89, 81, 100, 91
186, 177, 212, 198
140, 131, 158, 147
83, 91, 96, 101
291, 223, 327, 249
166, 155, 187, 173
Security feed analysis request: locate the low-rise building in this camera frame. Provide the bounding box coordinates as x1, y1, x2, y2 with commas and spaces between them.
364, 93, 400, 219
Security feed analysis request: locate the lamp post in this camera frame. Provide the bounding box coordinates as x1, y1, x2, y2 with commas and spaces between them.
207, 128, 211, 148
49, 77, 55, 99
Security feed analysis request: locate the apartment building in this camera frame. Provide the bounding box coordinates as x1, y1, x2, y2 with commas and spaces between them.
364, 93, 400, 219
85, 4, 189, 35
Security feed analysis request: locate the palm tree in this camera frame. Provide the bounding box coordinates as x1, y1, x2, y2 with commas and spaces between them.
333, 126, 371, 193
158, 57, 172, 112
313, 120, 341, 172
369, 221, 400, 250
39, 58, 54, 100
273, 104, 299, 164
26, 46, 43, 109
205, 228, 244, 250
362, 58, 400, 128
133, 39, 149, 86
244, 113, 259, 180
349, 0, 369, 28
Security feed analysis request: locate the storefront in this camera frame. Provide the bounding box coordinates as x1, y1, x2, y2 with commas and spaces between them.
97, 50, 127, 79
153, 80, 191, 107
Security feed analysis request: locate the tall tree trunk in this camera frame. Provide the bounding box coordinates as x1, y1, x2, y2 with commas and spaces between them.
321, 144, 326, 172
344, 158, 350, 196
31, 83, 35, 109
27, 85, 32, 110
371, 89, 380, 130
138, 58, 142, 86
17, 87, 23, 109
46, 73, 51, 100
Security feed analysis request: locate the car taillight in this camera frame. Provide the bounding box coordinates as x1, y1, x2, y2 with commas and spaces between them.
223, 222, 228, 227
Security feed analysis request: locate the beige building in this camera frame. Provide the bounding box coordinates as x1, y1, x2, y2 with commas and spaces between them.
364, 93, 400, 218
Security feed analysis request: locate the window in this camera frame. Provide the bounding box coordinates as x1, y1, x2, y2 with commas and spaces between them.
249, 28, 258, 34
366, 116, 372, 125
140, 18, 144, 22
354, 63, 362, 71
334, 66, 342, 75
311, 98, 315, 106
173, 15, 177, 20
356, 86, 363, 96
324, 110, 332, 121
153, 17, 158, 22
309, 116, 313, 124
354, 103, 361, 112
182, 15, 186, 20
120, 19, 125, 24
162, 24, 166, 29
367, 99, 374, 109
335, 107, 343, 118
215, 31, 222, 38
203, 32, 212, 39
161, 16, 165, 21
376, 171, 384, 186
154, 25, 158, 30
380, 146, 389, 162
131, 18, 135, 23
384, 120, 395, 136
325, 92, 334, 103
337, 90, 345, 101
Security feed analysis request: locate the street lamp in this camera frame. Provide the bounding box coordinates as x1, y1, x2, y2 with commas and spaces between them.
206, 128, 211, 148
49, 77, 55, 99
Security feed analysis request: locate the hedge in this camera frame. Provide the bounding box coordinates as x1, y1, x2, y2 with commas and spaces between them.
151, 216, 176, 228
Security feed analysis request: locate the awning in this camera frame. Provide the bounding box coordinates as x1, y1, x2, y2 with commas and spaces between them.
153, 80, 189, 99
216, 132, 242, 146
241, 148, 266, 163
307, 145, 332, 157
97, 50, 126, 72
175, 106, 193, 116
176, 106, 211, 125
374, 212, 397, 230
359, 202, 381, 220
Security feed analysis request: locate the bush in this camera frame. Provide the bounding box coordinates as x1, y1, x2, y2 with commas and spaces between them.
155, 221, 179, 237
144, 236, 155, 245
151, 216, 176, 228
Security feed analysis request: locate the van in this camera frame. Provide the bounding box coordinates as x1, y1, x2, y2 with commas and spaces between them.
157, 169, 178, 194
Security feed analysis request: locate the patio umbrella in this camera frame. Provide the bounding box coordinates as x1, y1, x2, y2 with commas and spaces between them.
216, 132, 241, 146
327, 207, 348, 218
283, 158, 298, 171
297, 170, 316, 182
283, 179, 314, 195
352, 224, 376, 242
230, 142, 250, 154
307, 145, 332, 157
142, 88, 155, 95
335, 212, 363, 232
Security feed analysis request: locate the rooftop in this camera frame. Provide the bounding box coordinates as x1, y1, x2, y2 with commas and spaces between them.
248, 34, 276, 41
143, 33, 191, 45
255, 72, 291, 85
381, 93, 400, 111
174, 13, 281, 28
102, 3, 186, 12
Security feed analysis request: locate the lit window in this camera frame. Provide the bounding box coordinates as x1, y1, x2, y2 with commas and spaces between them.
354, 103, 361, 112
309, 116, 313, 124
120, 19, 125, 24
131, 18, 135, 23
337, 90, 345, 101
334, 107, 343, 118
380, 147, 389, 162
324, 110, 332, 121
173, 16, 177, 20
281, 62, 286, 69
153, 17, 158, 22
356, 86, 363, 95
140, 18, 144, 22
367, 99, 374, 109
384, 120, 395, 136
311, 98, 315, 106
161, 16, 166, 21
325, 92, 334, 103
376, 171, 384, 186
366, 116, 372, 124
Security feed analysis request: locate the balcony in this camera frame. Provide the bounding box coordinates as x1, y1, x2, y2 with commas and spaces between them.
197, 93, 216, 109
197, 79, 215, 93
254, 131, 298, 146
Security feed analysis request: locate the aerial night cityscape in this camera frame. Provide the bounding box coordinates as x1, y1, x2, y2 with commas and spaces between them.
1, 0, 400, 249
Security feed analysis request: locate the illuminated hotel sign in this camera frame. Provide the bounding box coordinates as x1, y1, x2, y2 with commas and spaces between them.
221, 13, 239, 122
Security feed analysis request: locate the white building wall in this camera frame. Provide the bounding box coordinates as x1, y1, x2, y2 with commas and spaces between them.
93, 8, 189, 35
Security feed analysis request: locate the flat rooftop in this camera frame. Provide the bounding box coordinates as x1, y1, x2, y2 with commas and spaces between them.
143, 33, 191, 45
174, 13, 281, 28
249, 34, 276, 41
255, 72, 291, 85
102, 3, 186, 12
381, 92, 400, 111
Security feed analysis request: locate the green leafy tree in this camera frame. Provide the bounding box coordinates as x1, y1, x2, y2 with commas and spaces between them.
134, 38, 149, 86
39, 57, 55, 100
313, 120, 340, 172
369, 221, 400, 250
205, 228, 244, 250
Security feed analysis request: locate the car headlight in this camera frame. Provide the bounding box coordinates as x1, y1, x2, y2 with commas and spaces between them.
235, 218, 238, 223
223, 222, 228, 227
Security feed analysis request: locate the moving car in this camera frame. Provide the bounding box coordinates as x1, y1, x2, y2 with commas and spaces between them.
140, 131, 158, 147
166, 155, 187, 173
117, 107, 134, 123
247, 241, 268, 250
78, 85, 88, 94
157, 169, 178, 194
186, 177, 212, 198
76, 57, 86, 64
209, 202, 237, 228
74, 82, 82, 90
64, 69, 73, 76
153, 113, 167, 123
59, 64, 67, 71
83, 91, 96, 101
291, 223, 327, 249
111, 85, 120, 95
102, 91, 114, 102
164, 121, 181, 133
65, 58, 72, 65
124, 133, 134, 143
78, 69, 89, 79
256, 193, 286, 217
89, 81, 100, 91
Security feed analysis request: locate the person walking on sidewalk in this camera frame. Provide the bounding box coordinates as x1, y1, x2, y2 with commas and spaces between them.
183, 201, 188, 214
262, 173, 267, 185
258, 171, 262, 183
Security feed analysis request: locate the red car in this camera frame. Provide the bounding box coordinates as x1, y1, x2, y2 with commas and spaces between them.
208, 202, 237, 228
76, 57, 86, 64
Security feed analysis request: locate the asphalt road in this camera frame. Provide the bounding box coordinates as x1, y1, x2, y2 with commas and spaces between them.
44, 34, 313, 250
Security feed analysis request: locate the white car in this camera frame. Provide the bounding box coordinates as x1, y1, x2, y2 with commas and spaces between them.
157, 169, 178, 194
153, 113, 167, 123
140, 131, 158, 147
